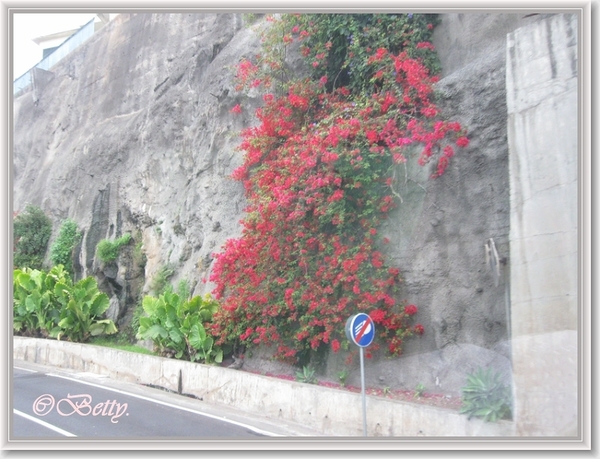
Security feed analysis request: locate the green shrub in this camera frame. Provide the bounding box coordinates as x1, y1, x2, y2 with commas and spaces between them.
337, 368, 349, 387
53, 275, 117, 342
13, 265, 69, 337
414, 383, 426, 398
133, 237, 146, 268
128, 302, 145, 338
242, 12, 259, 25
175, 279, 191, 299
96, 233, 132, 263
150, 264, 176, 296
295, 365, 318, 384
13, 205, 52, 270
136, 291, 222, 364
50, 219, 81, 275
460, 367, 512, 422
13, 266, 117, 342
281, 13, 441, 94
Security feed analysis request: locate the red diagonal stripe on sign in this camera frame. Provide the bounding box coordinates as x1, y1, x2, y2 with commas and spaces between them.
355, 316, 372, 343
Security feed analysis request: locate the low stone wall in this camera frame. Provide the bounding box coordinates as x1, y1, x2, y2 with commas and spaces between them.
13, 337, 514, 437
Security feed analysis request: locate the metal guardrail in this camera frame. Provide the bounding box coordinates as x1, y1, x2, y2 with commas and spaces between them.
13, 17, 96, 95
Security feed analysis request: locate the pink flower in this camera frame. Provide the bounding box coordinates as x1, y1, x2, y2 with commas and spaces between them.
414, 324, 425, 335
240, 327, 254, 340
393, 153, 406, 163
328, 189, 344, 202
416, 41, 435, 50
366, 130, 379, 143
370, 309, 386, 323
456, 136, 470, 148
288, 93, 309, 110
231, 104, 242, 114
368, 47, 388, 64
404, 304, 418, 315
332, 339, 341, 353
421, 106, 438, 118
371, 257, 383, 268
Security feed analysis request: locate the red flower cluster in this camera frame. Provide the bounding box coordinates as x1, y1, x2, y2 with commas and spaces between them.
404, 304, 418, 315
211, 26, 470, 362
415, 41, 435, 51
234, 59, 260, 91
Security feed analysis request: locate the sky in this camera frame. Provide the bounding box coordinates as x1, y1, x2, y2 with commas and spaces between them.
12, 13, 98, 79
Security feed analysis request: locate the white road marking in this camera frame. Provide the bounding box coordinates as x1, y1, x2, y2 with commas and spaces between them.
13, 409, 77, 437
46, 372, 281, 437
14, 366, 37, 373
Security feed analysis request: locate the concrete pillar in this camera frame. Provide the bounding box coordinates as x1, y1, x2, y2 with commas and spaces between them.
506, 14, 578, 436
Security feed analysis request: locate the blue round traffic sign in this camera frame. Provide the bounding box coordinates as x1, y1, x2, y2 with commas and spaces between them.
345, 313, 375, 348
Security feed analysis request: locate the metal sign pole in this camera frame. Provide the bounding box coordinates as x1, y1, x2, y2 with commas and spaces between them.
360, 346, 367, 436
346, 312, 374, 438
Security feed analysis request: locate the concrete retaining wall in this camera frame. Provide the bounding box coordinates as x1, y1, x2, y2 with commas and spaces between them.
507, 13, 579, 436
13, 336, 513, 437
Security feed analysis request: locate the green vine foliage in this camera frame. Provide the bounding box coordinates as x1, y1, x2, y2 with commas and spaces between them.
285, 13, 441, 94
237, 13, 440, 98
96, 233, 132, 263
50, 219, 82, 276
13, 205, 52, 270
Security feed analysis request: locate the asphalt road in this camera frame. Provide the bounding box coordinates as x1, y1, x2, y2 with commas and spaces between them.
12, 363, 286, 439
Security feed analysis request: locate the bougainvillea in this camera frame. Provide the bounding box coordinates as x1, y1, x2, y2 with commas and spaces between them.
208, 13, 469, 365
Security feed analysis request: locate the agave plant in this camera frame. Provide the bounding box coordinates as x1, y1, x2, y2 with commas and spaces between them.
295, 365, 318, 384
460, 367, 512, 422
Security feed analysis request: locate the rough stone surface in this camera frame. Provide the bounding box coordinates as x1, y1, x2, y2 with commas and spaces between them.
12, 12, 555, 395
13, 13, 260, 329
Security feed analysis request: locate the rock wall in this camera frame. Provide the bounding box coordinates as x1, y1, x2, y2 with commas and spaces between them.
12, 12, 567, 396
13, 13, 259, 323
